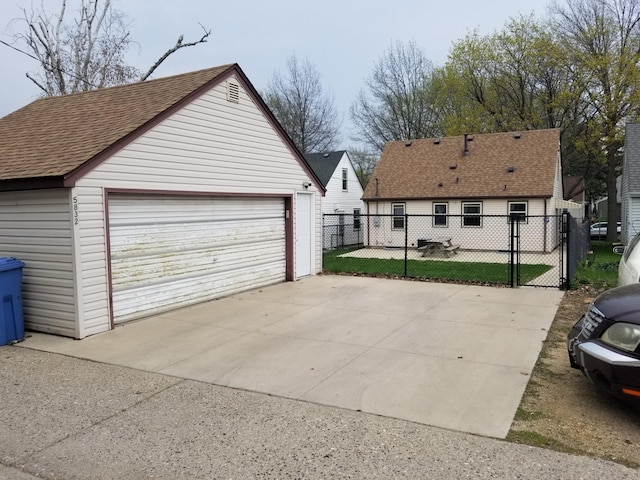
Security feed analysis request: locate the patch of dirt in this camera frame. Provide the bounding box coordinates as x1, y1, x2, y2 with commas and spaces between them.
509, 285, 640, 468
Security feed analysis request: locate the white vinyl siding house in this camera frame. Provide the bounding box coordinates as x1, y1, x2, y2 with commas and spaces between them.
364, 198, 559, 252
0, 65, 324, 338
362, 130, 563, 253
311, 152, 363, 215
621, 123, 640, 244
304, 151, 364, 249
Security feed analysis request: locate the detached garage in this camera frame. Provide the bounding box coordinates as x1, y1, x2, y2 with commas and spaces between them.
0, 64, 324, 338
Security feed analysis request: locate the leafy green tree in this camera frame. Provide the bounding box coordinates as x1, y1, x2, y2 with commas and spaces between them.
440, 14, 617, 207
551, 0, 640, 239
443, 16, 578, 134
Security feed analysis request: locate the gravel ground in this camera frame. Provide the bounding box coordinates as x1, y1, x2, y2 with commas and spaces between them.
1, 346, 639, 479
509, 285, 640, 468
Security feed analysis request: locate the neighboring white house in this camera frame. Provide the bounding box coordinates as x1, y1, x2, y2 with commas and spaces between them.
303, 151, 364, 249
361, 129, 564, 253
0, 64, 325, 339
620, 123, 640, 244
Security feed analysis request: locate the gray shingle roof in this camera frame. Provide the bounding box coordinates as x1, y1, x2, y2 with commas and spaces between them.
302, 151, 346, 187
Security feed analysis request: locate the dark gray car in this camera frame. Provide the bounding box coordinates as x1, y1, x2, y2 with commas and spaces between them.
567, 284, 640, 406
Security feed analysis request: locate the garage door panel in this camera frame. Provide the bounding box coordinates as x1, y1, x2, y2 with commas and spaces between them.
110, 199, 280, 223
110, 219, 283, 257
113, 265, 285, 321
111, 240, 286, 289
108, 194, 286, 323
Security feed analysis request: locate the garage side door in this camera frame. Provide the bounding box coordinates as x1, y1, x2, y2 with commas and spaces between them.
108, 194, 285, 323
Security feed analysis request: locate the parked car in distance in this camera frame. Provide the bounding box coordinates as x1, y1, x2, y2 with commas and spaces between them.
590, 221, 621, 239
615, 232, 640, 286
567, 284, 640, 406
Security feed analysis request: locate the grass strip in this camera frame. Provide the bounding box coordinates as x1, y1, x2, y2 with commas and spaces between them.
323, 248, 552, 285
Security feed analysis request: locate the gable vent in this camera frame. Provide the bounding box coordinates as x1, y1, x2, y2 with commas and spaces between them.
227, 81, 240, 103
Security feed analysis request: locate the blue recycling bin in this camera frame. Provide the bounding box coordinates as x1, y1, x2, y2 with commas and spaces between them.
0, 258, 26, 345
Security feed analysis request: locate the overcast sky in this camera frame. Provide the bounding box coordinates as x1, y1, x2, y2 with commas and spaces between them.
0, 0, 551, 148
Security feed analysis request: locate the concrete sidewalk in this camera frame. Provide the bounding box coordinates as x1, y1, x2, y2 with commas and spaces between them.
21, 275, 563, 438
1, 347, 636, 479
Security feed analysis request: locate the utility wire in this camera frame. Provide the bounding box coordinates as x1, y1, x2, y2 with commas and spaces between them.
0, 38, 97, 89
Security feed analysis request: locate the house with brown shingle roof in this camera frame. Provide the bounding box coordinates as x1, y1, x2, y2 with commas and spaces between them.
0, 63, 324, 339
361, 129, 563, 252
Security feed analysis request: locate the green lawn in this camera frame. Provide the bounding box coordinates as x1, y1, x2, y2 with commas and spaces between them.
323, 248, 553, 286
573, 241, 621, 288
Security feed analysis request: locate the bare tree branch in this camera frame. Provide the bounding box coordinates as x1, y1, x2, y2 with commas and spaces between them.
263, 54, 341, 153
350, 41, 442, 153
6, 0, 211, 96
139, 24, 211, 81
25, 72, 49, 94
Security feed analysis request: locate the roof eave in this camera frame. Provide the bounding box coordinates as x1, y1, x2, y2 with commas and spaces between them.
362, 194, 553, 202
0, 176, 66, 192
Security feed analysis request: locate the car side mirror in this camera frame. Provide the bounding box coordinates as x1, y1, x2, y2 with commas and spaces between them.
613, 245, 625, 255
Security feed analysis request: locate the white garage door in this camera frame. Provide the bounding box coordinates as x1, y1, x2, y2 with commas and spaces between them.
108, 194, 286, 323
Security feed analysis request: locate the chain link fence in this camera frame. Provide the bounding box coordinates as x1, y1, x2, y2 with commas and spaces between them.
566, 215, 591, 284
323, 212, 588, 288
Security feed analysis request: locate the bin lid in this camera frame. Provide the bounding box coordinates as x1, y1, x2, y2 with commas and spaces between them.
0, 257, 25, 272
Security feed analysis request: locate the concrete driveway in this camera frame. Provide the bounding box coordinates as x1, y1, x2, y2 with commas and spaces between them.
21, 275, 564, 438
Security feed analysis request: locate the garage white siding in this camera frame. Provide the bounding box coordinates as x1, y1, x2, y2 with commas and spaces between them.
72, 186, 111, 337
76, 73, 320, 197
108, 194, 285, 322
63, 71, 322, 334
0, 189, 77, 337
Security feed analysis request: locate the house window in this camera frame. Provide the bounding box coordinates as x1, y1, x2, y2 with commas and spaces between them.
508, 201, 528, 223
342, 168, 348, 191
392, 203, 405, 230
433, 203, 448, 227
353, 208, 361, 230
462, 201, 482, 227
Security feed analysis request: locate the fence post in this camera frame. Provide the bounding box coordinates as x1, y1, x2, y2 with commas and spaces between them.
509, 214, 516, 287
404, 214, 409, 277
563, 211, 571, 290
